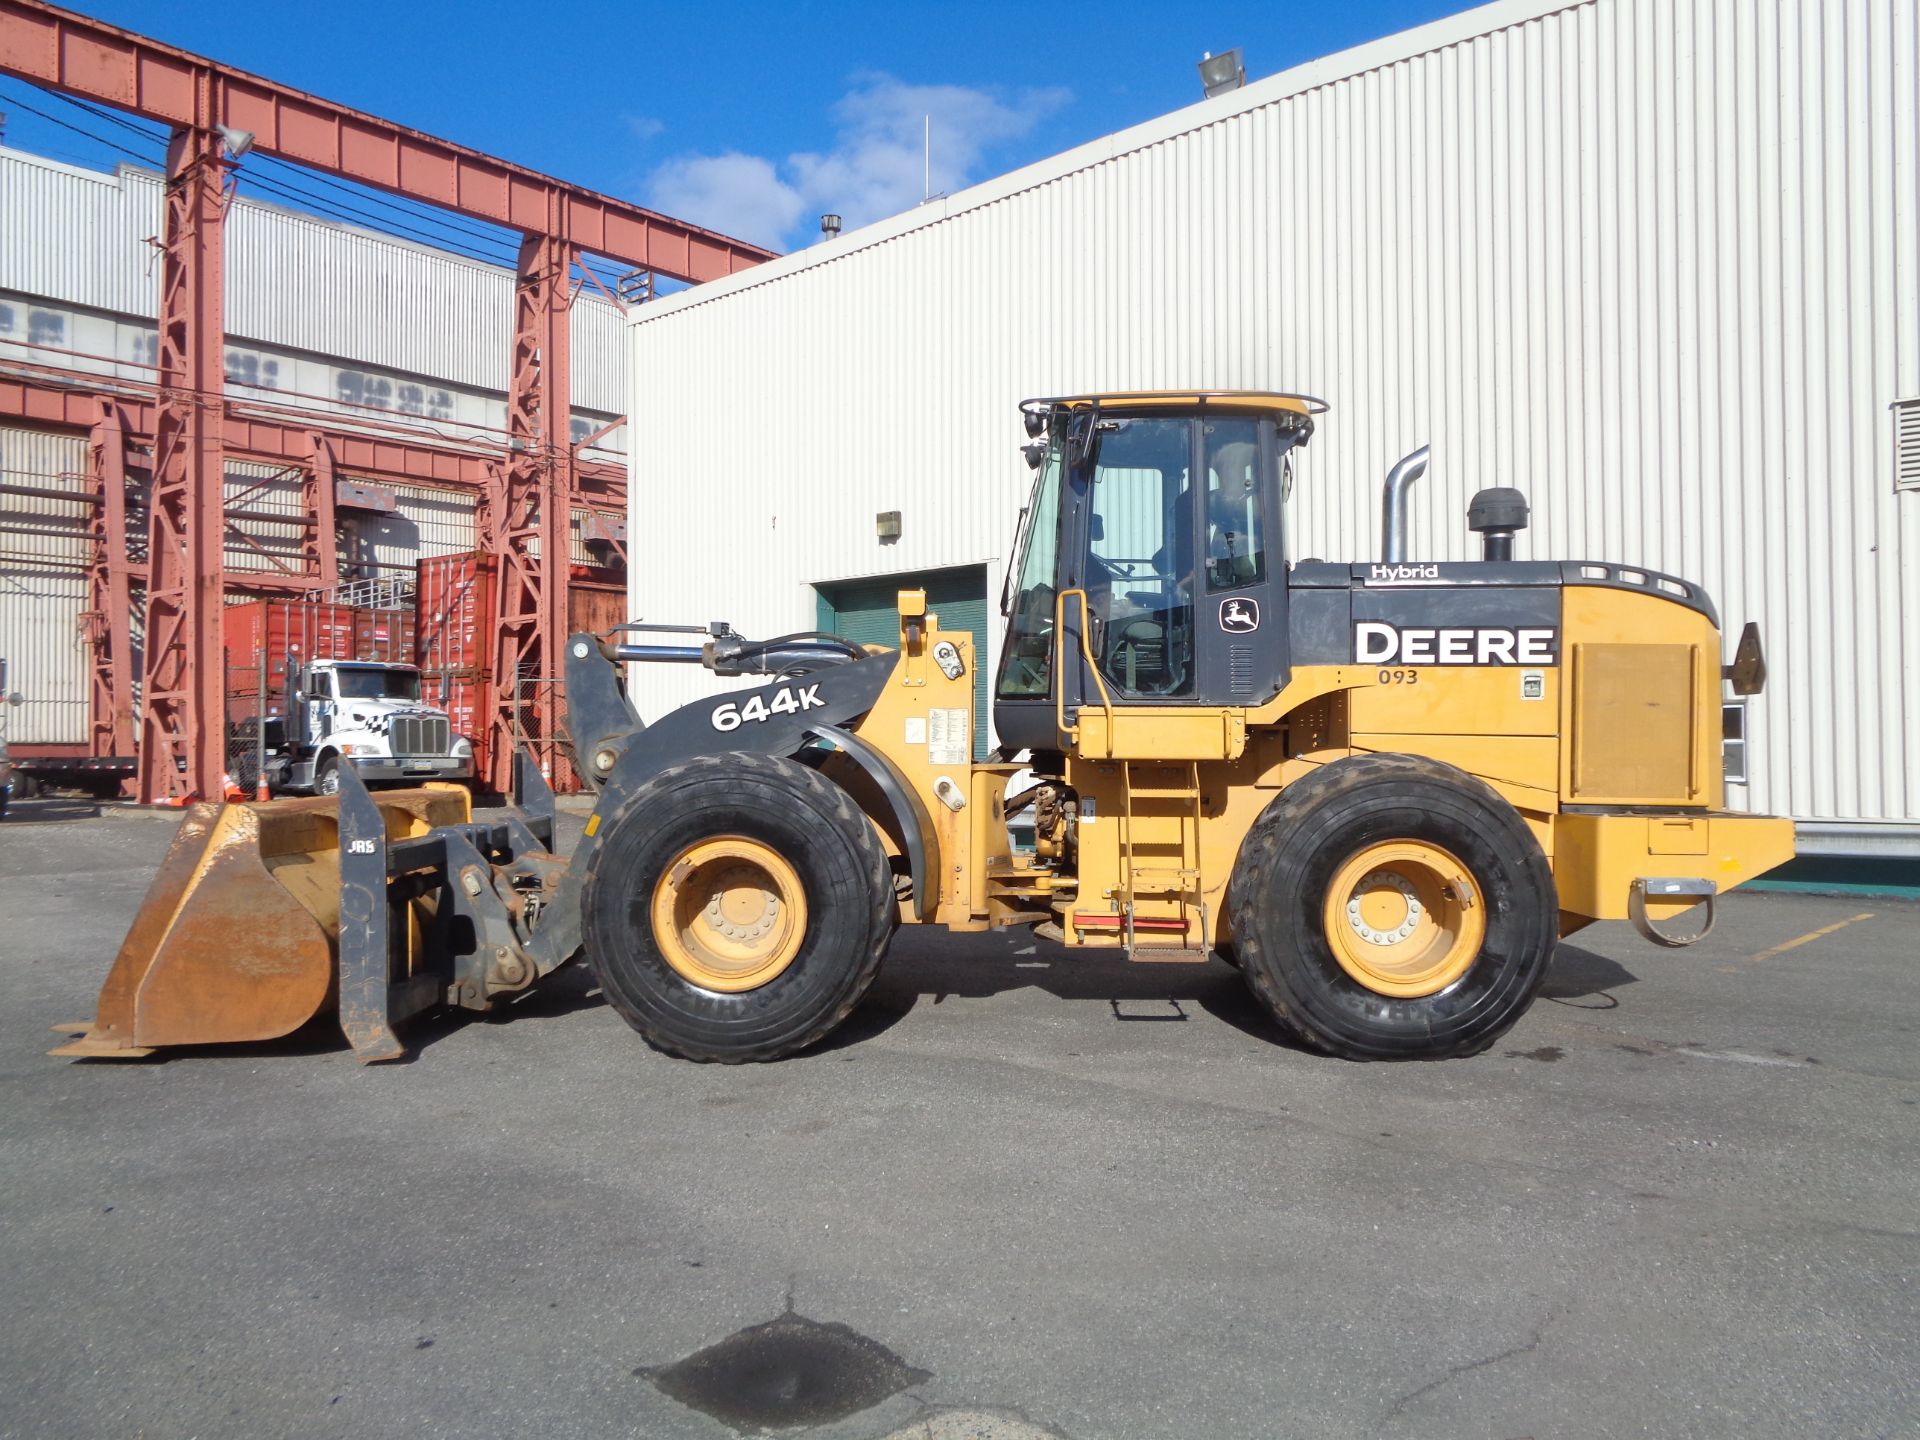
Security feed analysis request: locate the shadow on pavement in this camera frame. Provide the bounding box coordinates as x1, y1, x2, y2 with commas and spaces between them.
827, 927, 1313, 1054
1538, 943, 1639, 1009
2, 798, 106, 825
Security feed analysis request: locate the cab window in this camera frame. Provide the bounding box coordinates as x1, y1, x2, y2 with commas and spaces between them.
996, 440, 1064, 698
1086, 417, 1193, 697
1204, 418, 1266, 589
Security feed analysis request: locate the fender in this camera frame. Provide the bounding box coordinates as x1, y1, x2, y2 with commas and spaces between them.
806, 723, 939, 921
529, 645, 899, 974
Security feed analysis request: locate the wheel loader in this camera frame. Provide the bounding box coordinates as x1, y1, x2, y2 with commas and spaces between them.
53, 392, 1794, 1066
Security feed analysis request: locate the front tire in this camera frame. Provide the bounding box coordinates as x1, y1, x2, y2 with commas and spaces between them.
581, 752, 894, 1062
314, 757, 341, 797
1227, 754, 1557, 1060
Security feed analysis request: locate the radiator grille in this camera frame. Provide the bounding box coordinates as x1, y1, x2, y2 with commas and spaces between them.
390, 714, 450, 757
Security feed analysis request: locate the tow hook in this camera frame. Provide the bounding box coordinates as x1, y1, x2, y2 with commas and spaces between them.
1629, 877, 1717, 948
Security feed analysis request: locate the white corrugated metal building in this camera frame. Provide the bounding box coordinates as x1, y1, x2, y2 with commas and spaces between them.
625, 0, 1919, 855
0, 145, 628, 750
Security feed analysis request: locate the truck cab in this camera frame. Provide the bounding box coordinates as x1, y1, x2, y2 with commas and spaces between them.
283, 659, 472, 794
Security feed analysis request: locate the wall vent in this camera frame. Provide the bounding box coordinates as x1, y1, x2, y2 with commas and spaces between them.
1898, 398, 1920, 493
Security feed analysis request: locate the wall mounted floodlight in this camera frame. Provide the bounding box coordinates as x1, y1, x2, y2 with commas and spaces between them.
820, 213, 842, 239
217, 125, 255, 158
1198, 49, 1245, 99
875, 510, 902, 541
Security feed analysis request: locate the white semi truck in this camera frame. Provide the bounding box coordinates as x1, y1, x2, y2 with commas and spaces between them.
245, 657, 474, 795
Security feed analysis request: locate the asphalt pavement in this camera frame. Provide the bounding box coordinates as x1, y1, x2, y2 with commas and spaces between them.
0, 797, 1914, 1440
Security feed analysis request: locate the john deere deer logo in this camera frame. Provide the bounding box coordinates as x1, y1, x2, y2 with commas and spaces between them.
1219, 598, 1260, 634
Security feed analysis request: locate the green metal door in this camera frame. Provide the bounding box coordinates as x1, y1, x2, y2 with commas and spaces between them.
816, 564, 990, 759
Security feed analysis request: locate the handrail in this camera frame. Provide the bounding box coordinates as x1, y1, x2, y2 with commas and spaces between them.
1052, 587, 1115, 755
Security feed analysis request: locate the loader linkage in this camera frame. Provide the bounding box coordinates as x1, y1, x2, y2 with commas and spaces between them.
332, 753, 565, 1061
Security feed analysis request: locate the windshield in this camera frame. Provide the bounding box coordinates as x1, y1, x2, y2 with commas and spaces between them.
333, 666, 421, 702
995, 434, 1064, 698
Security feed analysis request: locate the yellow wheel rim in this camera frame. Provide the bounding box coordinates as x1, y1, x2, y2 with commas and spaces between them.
1322, 840, 1486, 998
650, 837, 808, 993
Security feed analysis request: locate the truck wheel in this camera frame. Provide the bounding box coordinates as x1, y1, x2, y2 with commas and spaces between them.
1226, 753, 1557, 1060
581, 752, 894, 1062
315, 758, 341, 797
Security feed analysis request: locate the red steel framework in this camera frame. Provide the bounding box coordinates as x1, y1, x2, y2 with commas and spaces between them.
0, 0, 775, 798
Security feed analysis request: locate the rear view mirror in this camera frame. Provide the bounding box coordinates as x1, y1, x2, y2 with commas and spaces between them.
1723, 622, 1767, 696
1067, 411, 1101, 470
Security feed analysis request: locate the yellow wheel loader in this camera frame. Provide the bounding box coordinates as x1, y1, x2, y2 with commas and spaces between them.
53, 393, 1794, 1066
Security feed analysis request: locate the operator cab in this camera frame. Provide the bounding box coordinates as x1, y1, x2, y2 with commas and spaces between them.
996, 392, 1322, 753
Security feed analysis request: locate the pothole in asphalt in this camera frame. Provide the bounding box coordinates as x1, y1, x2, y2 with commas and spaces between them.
639, 1311, 930, 1431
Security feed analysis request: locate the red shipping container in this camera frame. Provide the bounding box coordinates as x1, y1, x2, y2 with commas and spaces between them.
224, 600, 416, 692
420, 671, 491, 776
568, 583, 628, 638
417, 552, 497, 677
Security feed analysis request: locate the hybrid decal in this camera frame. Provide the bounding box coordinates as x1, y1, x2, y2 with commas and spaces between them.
1355, 622, 1557, 666
711, 683, 827, 732
1367, 563, 1441, 584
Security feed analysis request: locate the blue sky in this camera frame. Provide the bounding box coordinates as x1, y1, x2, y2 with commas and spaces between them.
2, 1, 1481, 255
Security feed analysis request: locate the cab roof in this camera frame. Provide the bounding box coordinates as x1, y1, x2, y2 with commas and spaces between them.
1020, 390, 1329, 417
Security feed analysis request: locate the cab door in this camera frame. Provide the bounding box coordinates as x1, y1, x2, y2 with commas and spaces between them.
1063, 412, 1291, 718
1191, 415, 1288, 706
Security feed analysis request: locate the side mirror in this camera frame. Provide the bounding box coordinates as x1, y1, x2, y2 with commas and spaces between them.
1066, 411, 1101, 470
1723, 622, 1767, 696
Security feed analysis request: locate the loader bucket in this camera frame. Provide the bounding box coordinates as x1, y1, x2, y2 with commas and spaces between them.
51, 785, 471, 1062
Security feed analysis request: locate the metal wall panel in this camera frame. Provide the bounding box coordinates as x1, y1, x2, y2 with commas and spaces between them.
0, 153, 158, 321
0, 427, 91, 744
223, 460, 306, 576
627, 0, 1918, 830
0, 147, 628, 418
346, 483, 477, 581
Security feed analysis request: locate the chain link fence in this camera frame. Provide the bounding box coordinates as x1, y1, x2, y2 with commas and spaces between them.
511, 672, 579, 792
224, 647, 272, 800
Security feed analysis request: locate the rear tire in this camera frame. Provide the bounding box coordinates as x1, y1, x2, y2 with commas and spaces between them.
1227, 754, 1557, 1060
581, 752, 894, 1062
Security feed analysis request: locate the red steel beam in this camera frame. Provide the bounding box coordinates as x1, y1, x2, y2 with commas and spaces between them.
488, 233, 574, 792
137, 124, 229, 803
84, 399, 135, 762
0, 0, 777, 281
304, 432, 339, 589
0, 372, 630, 508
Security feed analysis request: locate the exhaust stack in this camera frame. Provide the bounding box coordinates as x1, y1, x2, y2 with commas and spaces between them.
1379, 445, 1430, 563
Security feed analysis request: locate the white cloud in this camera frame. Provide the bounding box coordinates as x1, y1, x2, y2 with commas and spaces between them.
647, 151, 806, 251
645, 73, 1069, 251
